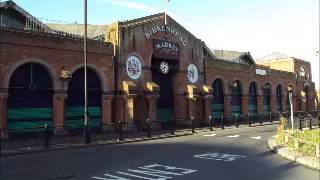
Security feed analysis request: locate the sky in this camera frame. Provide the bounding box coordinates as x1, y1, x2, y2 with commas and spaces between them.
9, 0, 320, 88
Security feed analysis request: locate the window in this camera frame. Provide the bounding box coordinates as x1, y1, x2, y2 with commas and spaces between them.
299, 66, 306, 77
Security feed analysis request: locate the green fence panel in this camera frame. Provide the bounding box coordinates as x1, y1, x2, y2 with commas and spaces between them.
157, 108, 174, 122
65, 106, 101, 128
231, 106, 241, 115
7, 108, 53, 132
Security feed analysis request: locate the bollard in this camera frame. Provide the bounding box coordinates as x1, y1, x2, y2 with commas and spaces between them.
260, 114, 263, 125
43, 123, 50, 148
221, 114, 224, 130
248, 113, 252, 127
170, 117, 175, 135
299, 116, 302, 130
235, 114, 239, 128
84, 123, 91, 144
309, 114, 312, 129
269, 112, 272, 123
318, 112, 320, 128
191, 116, 195, 133
209, 115, 213, 131
146, 118, 151, 138
118, 121, 123, 141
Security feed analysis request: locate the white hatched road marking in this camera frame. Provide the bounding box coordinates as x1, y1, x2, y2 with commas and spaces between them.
227, 134, 239, 138
203, 134, 216, 137
250, 136, 261, 140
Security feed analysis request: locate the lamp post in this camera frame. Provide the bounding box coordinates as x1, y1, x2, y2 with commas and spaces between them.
83, 0, 89, 143
288, 86, 294, 131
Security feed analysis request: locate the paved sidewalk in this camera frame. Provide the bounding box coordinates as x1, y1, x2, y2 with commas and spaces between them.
268, 136, 320, 170
1, 121, 278, 157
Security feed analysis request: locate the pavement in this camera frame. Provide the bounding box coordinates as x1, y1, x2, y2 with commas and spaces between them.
0, 121, 278, 157
1, 122, 320, 180
268, 136, 320, 170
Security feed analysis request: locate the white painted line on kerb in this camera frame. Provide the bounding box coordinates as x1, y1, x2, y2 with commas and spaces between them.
227, 134, 239, 138
204, 134, 216, 137
250, 136, 261, 140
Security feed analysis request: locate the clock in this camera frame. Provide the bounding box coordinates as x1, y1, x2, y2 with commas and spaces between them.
159, 61, 169, 74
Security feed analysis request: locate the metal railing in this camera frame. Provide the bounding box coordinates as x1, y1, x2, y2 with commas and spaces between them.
0, 111, 318, 151
284, 131, 320, 157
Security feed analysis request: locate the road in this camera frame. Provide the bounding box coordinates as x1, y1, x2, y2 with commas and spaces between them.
1, 124, 319, 180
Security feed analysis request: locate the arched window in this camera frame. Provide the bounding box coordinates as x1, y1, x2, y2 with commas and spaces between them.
299, 66, 306, 77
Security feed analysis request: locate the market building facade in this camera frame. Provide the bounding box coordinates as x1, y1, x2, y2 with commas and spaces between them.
0, 0, 318, 138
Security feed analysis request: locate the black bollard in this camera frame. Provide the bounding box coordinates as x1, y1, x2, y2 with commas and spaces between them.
43, 123, 50, 148
118, 121, 123, 141
260, 114, 263, 125
270, 112, 273, 123
191, 116, 195, 133
299, 116, 302, 130
248, 113, 252, 127
84, 123, 91, 144
318, 112, 320, 128
235, 114, 239, 128
209, 116, 213, 131
146, 118, 151, 138
309, 114, 312, 129
170, 117, 175, 135
221, 115, 224, 130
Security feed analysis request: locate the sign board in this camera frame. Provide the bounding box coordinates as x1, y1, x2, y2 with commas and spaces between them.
145, 25, 187, 46
153, 39, 180, 60
187, 64, 198, 83
256, 69, 267, 76
126, 56, 142, 80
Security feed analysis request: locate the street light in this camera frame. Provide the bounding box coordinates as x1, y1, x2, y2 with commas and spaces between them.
83, 0, 89, 144
288, 86, 294, 131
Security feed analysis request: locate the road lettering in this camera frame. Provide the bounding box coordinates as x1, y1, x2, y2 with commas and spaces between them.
194, 152, 246, 162
92, 164, 197, 180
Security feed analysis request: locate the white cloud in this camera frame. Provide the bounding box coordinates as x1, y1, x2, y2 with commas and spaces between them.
96, 0, 161, 14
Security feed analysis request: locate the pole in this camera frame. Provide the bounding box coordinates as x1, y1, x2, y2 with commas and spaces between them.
83, 0, 90, 144
84, 0, 88, 127
289, 92, 293, 131
164, 0, 167, 25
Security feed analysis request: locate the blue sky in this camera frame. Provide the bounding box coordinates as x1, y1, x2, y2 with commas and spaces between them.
9, 0, 320, 87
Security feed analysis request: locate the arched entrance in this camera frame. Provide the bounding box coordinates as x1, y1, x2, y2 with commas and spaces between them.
7, 63, 53, 133
263, 83, 271, 113
151, 57, 177, 122
211, 79, 224, 118
248, 82, 258, 117
276, 85, 283, 112
230, 80, 242, 116
65, 67, 102, 129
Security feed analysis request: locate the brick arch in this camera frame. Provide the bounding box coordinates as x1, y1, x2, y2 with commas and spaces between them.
228, 78, 244, 95
275, 82, 285, 95
2, 58, 58, 91
247, 80, 261, 95
260, 81, 274, 96
65, 63, 109, 93
210, 76, 228, 95
285, 83, 296, 96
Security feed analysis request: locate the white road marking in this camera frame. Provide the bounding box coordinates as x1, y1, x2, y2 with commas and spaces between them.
227, 134, 239, 138
194, 152, 246, 161
204, 134, 216, 137
250, 136, 261, 140
92, 164, 198, 180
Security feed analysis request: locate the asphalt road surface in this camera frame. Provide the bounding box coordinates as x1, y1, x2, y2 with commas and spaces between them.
1, 124, 319, 180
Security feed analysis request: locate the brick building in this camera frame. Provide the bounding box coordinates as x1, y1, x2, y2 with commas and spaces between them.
0, 1, 318, 139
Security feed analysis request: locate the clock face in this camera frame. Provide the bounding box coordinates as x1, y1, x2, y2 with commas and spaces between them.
160, 61, 169, 74
187, 64, 198, 83
126, 56, 142, 80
